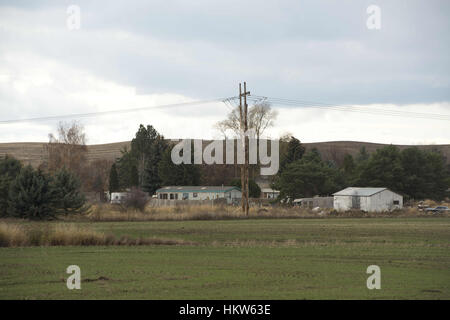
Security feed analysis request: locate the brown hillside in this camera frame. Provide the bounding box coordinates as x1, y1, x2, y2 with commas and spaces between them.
0, 140, 449, 168
302, 141, 450, 166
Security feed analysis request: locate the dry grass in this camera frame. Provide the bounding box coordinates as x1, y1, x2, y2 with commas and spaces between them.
0, 222, 28, 246
0, 221, 192, 247
79, 202, 450, 222
83, 203, 324, 221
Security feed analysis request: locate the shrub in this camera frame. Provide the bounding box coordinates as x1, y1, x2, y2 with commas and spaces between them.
8, 166, 57, 220
53, 167, 89, 215
0, 155, 22, 217
123, 187, 148, 212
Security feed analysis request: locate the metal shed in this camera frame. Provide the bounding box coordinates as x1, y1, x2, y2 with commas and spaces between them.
333, 187, 403, 212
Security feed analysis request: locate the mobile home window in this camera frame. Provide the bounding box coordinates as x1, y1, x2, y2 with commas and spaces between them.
193, 193, 198, 198
182, 193, 188, 200
393, 200, 399, 205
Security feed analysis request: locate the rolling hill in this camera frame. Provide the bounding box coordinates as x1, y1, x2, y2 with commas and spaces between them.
0, 140, 449, 168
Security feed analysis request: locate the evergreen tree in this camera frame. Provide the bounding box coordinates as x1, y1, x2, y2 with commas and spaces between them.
141, 136, 169, 194
357, 145, 404, 193
130, 164, 139, 187
342, 153, 357, 185
131, 124, 167, 185
52, 168, 88, 215
419, 150, 448, 200
8, 166, 57, 220
275, 150, 343, 201
116, 149, 137, 189
109, 163, 120, 193
343, 154, 356, 174
157, 148, 200, 188
0, 155, 22, 216
230, 178, 261, 198
279, 137, 305, 173
357, 146, 370, 162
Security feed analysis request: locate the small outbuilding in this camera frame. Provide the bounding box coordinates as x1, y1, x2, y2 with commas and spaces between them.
108, 192, 130, 204
260, 188, 280, 199
293, 196, 334, 209
333, 187, 403, 212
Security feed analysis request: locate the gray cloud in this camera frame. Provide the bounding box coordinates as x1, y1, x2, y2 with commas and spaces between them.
0, 0, 449, 144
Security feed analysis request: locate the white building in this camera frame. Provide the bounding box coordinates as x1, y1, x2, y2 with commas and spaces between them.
333, 187, 403, 212
109, 192, 130, 204
155, 186, 242, 205
261, 188, 280, 199
293, 196, 334, 209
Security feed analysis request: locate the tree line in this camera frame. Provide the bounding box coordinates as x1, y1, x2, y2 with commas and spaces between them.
273, 136, 450, 201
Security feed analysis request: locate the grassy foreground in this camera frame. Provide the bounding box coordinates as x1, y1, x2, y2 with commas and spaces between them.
0, 218, 449, 299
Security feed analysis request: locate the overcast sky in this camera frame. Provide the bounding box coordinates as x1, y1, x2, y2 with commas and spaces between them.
0, 0, 449, 144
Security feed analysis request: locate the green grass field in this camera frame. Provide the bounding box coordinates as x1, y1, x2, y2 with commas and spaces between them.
0, 218, 449, 299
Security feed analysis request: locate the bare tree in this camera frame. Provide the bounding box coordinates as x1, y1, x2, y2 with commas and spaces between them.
213, 121, 231, 140
248, 101, 278, 141
44, 121, 88, 179
214, 101, 278, 182
214, 101, 277, 140
214, 108, 241, 139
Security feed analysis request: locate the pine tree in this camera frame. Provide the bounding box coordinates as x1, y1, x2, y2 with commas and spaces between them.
109, 163, 119, 193
142, 136, 168, 194
157, 148, 200, 189
8, 166, 57, 220
279, 137, 305, 174
231, 178, 261, 198
53, 167, 88, 215
0, 155, 22, 216
116, 148, 137, 189
130, 164, 139, 187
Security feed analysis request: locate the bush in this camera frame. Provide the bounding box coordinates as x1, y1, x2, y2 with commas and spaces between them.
8, 166, 57, 220
6, 166, 89, 220
123, 187, 148, 212
53, 167, 89, 215
0, 156, 22, 217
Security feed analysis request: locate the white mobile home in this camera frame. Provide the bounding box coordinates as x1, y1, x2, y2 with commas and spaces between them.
155, 186, 242, 205
333, 187, 403, 212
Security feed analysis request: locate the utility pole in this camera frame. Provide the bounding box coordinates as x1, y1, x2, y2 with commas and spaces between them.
238, 82, 250, 215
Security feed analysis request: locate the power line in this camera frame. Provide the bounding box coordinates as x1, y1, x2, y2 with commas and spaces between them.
2, 94, 449, 124
0, 98, 228, 125
238, 95, 450, 121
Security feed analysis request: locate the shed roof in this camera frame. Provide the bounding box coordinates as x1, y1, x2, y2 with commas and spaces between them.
333, 187, 388, 197
156, 186, 240, 193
